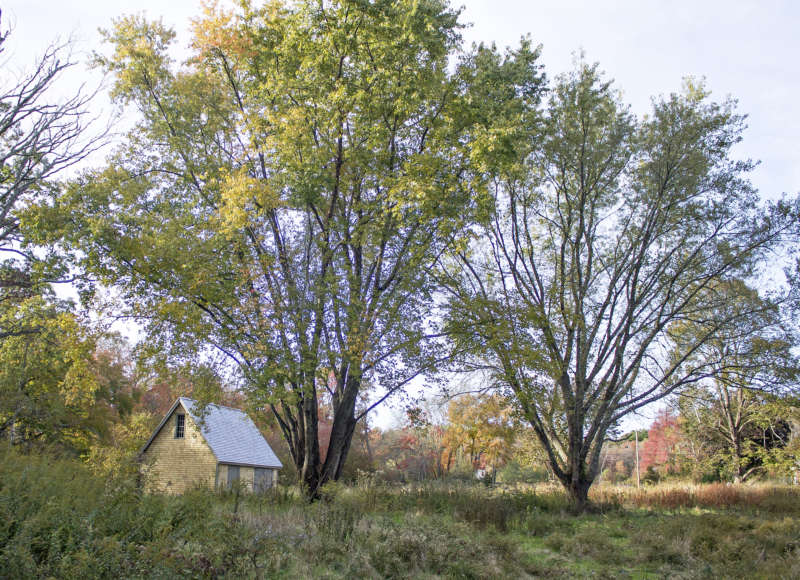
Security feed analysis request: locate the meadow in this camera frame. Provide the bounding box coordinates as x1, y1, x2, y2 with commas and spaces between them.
2, 450, 798, 579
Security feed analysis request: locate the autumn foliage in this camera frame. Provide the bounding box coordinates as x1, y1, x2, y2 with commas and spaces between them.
640, 411, 685, 476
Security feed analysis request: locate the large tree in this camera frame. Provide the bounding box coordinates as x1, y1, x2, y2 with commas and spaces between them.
674, 280, 799, 482
443, 63, 796, 509
0, 10, 111, 450
0, 9, 100, 309
55, 0, 481, 496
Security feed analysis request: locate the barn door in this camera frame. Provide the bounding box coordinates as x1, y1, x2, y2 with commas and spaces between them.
254, 468, 273, 492
227, 465, 240, 489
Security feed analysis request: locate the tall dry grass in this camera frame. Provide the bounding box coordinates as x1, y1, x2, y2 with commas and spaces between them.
3, 447, 799, 578
590, 482, 800, 514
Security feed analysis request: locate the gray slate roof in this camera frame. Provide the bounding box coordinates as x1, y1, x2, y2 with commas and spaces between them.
179, 398, 282, 468
140, 397, 282, 469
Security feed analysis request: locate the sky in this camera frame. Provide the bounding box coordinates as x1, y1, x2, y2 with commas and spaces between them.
5, 0, 799, 199
3, 0, 799, 428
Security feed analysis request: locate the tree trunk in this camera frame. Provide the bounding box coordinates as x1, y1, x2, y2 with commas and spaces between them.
326, 415, 358, 482
301, 466, 322, 500
732, 436, 744, 484
363, 421, 374, 467
563, 475, 593, 512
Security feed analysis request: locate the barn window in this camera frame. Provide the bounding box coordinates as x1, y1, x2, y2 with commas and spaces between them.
254, 468, 273, 492
227, 465, 240, 488
175, 413, 185, 438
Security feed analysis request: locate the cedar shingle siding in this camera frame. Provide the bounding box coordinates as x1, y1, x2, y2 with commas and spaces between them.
140, 398, 282, 494
140, 406, 218, 493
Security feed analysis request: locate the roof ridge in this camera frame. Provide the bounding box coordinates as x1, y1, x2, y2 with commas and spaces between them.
180, 397, 248, 414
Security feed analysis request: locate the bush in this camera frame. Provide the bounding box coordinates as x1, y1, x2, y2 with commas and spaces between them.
496, 461, 549, 485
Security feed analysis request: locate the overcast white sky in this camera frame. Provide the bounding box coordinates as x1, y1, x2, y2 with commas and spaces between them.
3, 0, 799, 428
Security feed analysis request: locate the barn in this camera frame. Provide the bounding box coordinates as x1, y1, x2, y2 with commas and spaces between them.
139, 397, 282, 493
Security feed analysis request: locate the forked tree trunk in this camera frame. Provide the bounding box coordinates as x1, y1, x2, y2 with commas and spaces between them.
274, 372, 362, 500
553, 468, 595, 513
565, 477, 593, 512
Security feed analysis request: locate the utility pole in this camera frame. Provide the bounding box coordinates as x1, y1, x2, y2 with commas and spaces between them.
635, 430, 640, 489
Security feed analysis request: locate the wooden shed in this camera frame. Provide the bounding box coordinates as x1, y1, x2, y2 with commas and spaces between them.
139, 397, 282, 494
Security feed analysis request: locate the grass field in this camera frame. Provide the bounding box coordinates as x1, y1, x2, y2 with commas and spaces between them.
2, 450, 798, 578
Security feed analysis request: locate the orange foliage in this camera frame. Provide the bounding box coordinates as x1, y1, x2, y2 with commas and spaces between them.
190, 0, 256, 60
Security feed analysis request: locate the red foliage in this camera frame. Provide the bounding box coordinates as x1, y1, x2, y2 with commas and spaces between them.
383, 427, 449, 478
137, 381, 178, 416
640, 410, 684, 474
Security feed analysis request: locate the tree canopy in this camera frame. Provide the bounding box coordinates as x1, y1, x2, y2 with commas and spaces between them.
442, 63, 797, 508
18, 1, 798, 507
54, 0, 487, 496
0, 9, 114, 452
